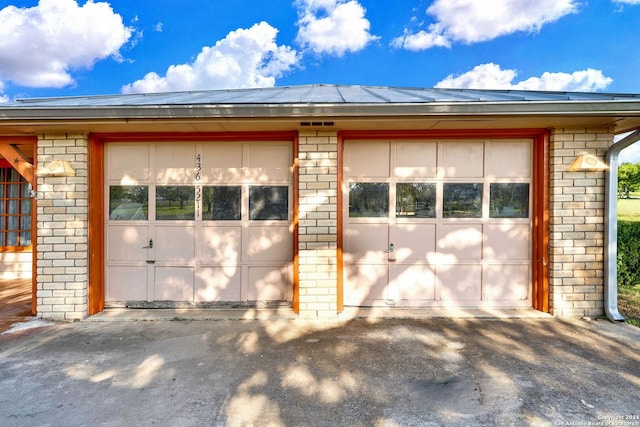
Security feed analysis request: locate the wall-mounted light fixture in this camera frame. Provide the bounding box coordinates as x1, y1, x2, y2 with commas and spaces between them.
36, 160, 76, 177
568, 153, 609, 172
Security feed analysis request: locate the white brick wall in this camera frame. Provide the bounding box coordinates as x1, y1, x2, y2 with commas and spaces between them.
548, 127, 613, 317
297, 131, 339, 318
36, 133, 89, 321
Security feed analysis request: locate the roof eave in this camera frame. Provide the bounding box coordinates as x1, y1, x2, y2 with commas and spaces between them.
1, 100, 640, 121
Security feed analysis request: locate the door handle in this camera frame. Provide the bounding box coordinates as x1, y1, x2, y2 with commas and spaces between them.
385, 243, 396, 261
143, 239, 153, 249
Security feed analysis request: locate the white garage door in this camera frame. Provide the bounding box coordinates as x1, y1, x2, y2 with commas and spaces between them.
343, 139, 532, 308
105, 142, 293, 306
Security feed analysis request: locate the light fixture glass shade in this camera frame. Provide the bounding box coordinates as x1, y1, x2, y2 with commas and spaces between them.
568, 153, 609, 172
36, 160, 76, 177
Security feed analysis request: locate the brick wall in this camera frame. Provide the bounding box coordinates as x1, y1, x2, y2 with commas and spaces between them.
297, 131, 339, 318
36, 133, 89, 321
549, 127, 614, 317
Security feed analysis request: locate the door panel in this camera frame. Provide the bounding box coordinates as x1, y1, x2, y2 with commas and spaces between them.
344, 223, 388, 264
107, 225, 149, 262
155, 267, 195, 301
197, 266, 242, 301
436, 265, 483, 302
483, 264, 529, 302
391, 224, 436, 262
107, 145, 150, 183
344, 263, 389, 306
436, 224, 483, 260
106, 266, 148, 300
390, 264, 436, 305
441, 141, 484, 178
199, 226, 242, 264
155, 226, 195, 263
484, 224, 530, 261
155, 144, 196, 184
247, 265, 291, 300
344, 141, 390, 177
247, 226, 292, 262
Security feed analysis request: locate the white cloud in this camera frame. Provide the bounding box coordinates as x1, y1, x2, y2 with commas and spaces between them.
0, 0, 133, 88
0, 81, 8, 103
295, 0, 379, 56
613, 0, 640, 4
122, 22, 299, 94
392, 0, 578, 51
435, 63, 613, 92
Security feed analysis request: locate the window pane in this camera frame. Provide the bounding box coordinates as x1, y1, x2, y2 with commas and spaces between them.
20, 182, 31, 198
7, 199, 17, 215
490, 183, 529, 218
20, 215, 30, 230
7, 231, 17, 246
21, 198, 31, 214
443, 183, 483, 218
20, 231, 31, 247
349, 182, 389, 217
396, 183, 436, 218
7, 183, 18, 198
203, 186, 241, 220
249, 186, 288, 220
156, 186, 195, 220
109, 186, 149, 220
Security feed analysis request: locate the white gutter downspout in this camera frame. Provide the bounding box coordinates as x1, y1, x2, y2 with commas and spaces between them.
605, 129, 640, 321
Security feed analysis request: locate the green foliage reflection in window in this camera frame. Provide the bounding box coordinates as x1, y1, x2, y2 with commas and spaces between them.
349, 182, 389, 217
156, 186, 195, 220
443, 183, 483, 218
490, 183, 529, 218
396, 183, 436, 218
203, 186, 241, 220
109, 186, 148, 220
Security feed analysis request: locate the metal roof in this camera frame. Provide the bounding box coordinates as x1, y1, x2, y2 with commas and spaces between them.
4, 84, 640, 107
1, 84, 640, 135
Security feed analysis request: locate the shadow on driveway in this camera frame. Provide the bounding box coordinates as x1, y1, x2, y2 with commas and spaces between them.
1, 317, 639, 426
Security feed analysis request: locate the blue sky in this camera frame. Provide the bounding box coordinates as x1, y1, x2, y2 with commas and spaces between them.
1, 0, 640, 159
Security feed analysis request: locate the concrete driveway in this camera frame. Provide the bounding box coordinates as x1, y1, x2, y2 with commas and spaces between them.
1, 316, 639, 427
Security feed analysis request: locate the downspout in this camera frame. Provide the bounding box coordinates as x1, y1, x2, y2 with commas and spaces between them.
605, 129, 640, 321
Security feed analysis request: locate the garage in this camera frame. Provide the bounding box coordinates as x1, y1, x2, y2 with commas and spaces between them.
343, 138, 533, 308
105, 141, 294, 306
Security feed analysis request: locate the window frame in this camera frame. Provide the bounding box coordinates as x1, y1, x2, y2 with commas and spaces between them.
0, 165, 32, 250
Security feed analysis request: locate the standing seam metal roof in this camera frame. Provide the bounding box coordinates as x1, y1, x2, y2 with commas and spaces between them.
3, 84, 640, 108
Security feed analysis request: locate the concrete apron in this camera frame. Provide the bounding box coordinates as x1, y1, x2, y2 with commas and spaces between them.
88, 307, 553, 322
1, 315, 639, 427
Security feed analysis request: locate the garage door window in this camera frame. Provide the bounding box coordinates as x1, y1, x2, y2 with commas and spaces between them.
109, 186, 148, 220
349, 182, 389, 217
156, 186, 195, 220
443, 183, 483, 218
249, 186, 289, 220
396, 183, 436, 218
490, 183, 530, 218
202, 186, 241, 220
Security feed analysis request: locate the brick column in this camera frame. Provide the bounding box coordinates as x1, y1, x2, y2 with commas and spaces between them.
297, 130, 339, 319
36, 133, 89, 321
548, 127, 613, 317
